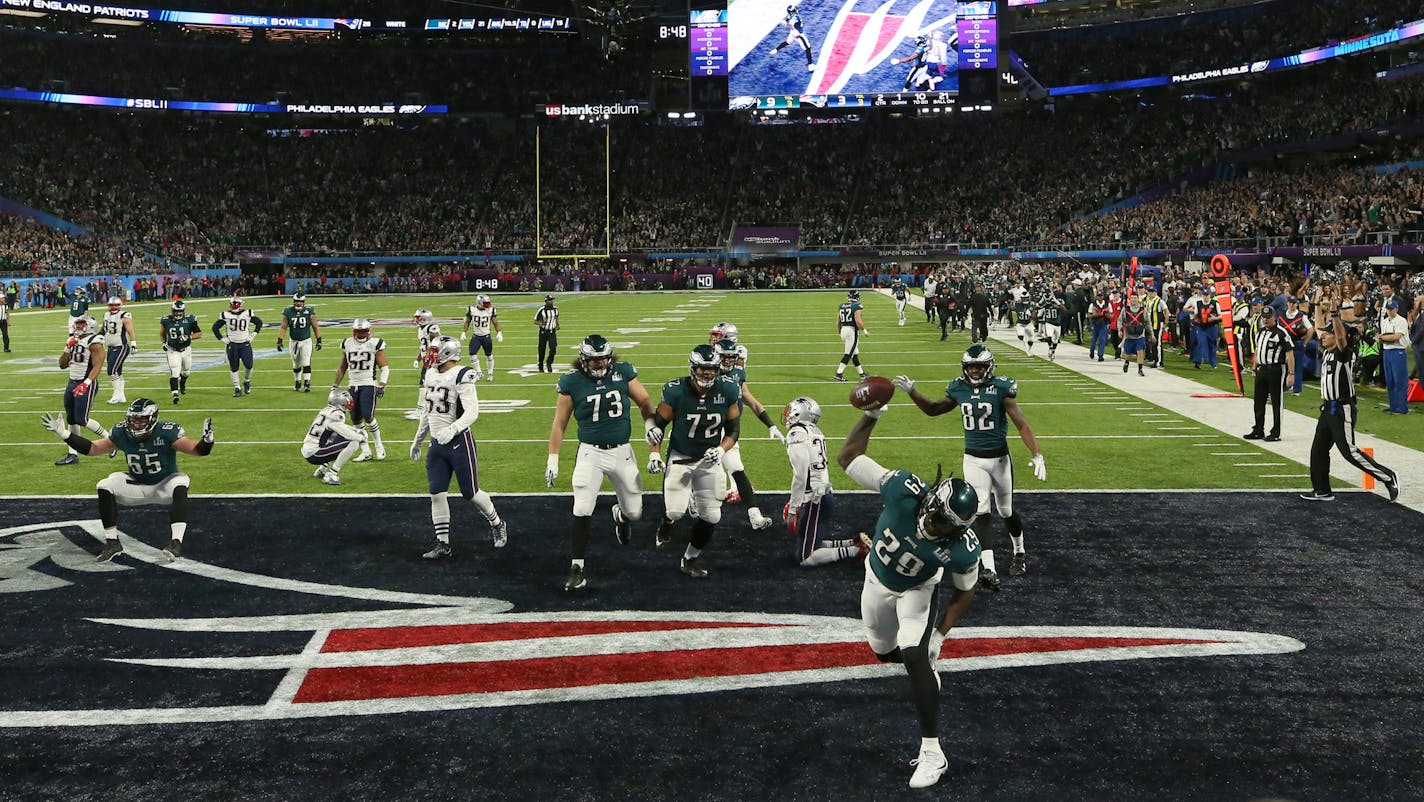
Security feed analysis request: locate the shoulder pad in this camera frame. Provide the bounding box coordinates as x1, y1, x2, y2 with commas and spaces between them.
664, 378, 681, 389
786, 425, 808, 444
456, 367, 478, 384
375, 338, 386, 350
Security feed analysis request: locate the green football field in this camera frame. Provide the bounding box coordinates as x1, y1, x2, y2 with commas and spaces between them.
0, 289, 1332, 496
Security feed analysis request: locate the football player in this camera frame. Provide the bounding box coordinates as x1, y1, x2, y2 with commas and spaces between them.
891, 278, 909, 326
332, 318, 389, 462
212, 296, 263, 397
546, 335, 658, 591
646, 344, 743, 578
40, 399, 214, 562
833, 290, 868, 382
837, 403, 982, 790
461, 294, 503, 381
101, 297, 137, 405
66, 285, 90, 332
276, 291, 322, 392
406, 308, 441, 420
1036, 291, 1064, 361
714, 338, 781, 529
410, 335, 508, 559
890, 34, 932, 91
54, 316, 109, 465
769, 4, 815, 72
893, 345, 1046, 590
302, 389, 366, 486
708, 321, 747, 367
160, 301, 202, 405
782, 396, 866, 567
1011, 281, 1035, 353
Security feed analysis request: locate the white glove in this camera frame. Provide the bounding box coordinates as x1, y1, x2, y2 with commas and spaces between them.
928, 630, 946, 663
892, 375, 916, 394
458, 331, 465, 341
700, 446, 723, 469
768, 425, 785, 443
647, 453, 665, 474
200, 417, 214, 443
409, 438, 423, 461
1029, 453, 1047, 482
545, 454, 558, 488
40, 412, 68, 439
468, 363, 483, 381
412, 359, 421, 369
864, 405, 888, 420
495, 331, 504, 343
434, 426, 459, 445
645, 420, 664, 447
861, 329, 870, 336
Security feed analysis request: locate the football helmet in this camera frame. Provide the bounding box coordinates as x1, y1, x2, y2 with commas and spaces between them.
781, 396, 822, 426
171, 300, 186, 319
73, 286, 87, 299
124, 398, 160, 440
915, 34, 928, 47
352, 318, 372, 342
917, 477, 979, 541
72, 315, 95, 335
292, 292, 307, 309
708, 321, 739, 344
715, 339, 740, 373
413, 308, 434, 327
327, 388, 355, 411
229, 296, 244, 312
846, 290, 860, 302
432, 335, 462, 365
107, 296, 123, 312
579, 334, 614, 379
961, 344, 995, 387
787, 4, 798, 13
689, 344, 720, 389
475, 294, 492, 310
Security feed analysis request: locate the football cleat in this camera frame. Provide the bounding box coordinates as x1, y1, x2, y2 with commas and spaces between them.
374, 445, 387, 461
243, 380, 252, 395
171, 393, 181, 405
314, 464, 328, 478
1298, 492, 1336, 502
54, 454, 79, 466
908, 749, 948, 789
831, 374, 847, 382
95, 539, 124, 563
294, 381, 302, 391
422, 541, 453, 560
1384, 471, 1400, 503
163, 539, 182, 560
491, 519, 508, 548
978, 568, 1002, 592
321, 472, 342, 486
354, 449, 372, 463
680, 557, 708, 578
233, 388, 243, 398
564, 564, 587, 591
612, 504, 631, 546
1010, 553, 1027, 577
748, 508, 773, 530
655, 519, 675, 548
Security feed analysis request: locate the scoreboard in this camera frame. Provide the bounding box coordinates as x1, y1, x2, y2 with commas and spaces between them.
690, 9, 729, 77
956, 1, 998, 69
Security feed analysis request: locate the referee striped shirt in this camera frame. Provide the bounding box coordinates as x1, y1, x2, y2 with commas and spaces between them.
1320, 344, 1355, 403
535, 306, 560, 332
1253, 326, 1291, 366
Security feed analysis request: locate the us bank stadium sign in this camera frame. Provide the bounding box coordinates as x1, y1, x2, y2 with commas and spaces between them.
542, 101, 648, 118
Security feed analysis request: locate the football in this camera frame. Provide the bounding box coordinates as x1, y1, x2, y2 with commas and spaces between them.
850, 375, 894, 410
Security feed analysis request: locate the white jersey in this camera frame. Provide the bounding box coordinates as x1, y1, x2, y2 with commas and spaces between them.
465, 305, 496, 336
1010, 286, 1029, 303
785, 421, 831, 507
303, 406, 363, 451
219, 309, 257, 344
67, 333, 102, 380
341, 336, 386, 386
421, 363, 480, 431
102, 310, 131, 347
417, 322, 440, 355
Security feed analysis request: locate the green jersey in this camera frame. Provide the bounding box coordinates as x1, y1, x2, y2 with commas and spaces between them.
838, 301, 863, 327
891, 283, 907, 300
868, 469, 981, 593
1038, 301, 1063, 326
69, 297, 90, 319
283, 306, 317, 341
661, 375, 741, 457
1012, 299, 1032, 321
109, 421, 185, 485
558, 361, 640, 446
161, 315, 201, 351
945, 375, 1017, 457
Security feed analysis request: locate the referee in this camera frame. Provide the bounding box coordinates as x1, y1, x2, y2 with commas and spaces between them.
1244, 306, 1293, 442
534, 294, 559, 373
1300, 299, 1399, 502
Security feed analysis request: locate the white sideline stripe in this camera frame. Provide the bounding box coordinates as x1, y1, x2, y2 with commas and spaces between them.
1259, 474, 1310, 478
1211, 452, 1258, 456
1157, 427, 1201, 430
0, 488, 1359, 500
1234, 463, 1286, 467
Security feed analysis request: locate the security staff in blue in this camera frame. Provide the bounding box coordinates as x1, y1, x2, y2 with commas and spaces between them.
1087, 292, 1111, 361
1279, 296, 1313, 395
1191, 290, 1221, 369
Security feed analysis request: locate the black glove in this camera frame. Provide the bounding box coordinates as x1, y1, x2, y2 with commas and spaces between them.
315, 337, 323, 351
275, 338, 284, 352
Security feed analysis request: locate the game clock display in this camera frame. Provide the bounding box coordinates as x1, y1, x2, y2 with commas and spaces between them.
729, 0, 991, 110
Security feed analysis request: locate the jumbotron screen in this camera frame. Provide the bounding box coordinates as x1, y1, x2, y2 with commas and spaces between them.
728, 0, 996, 109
